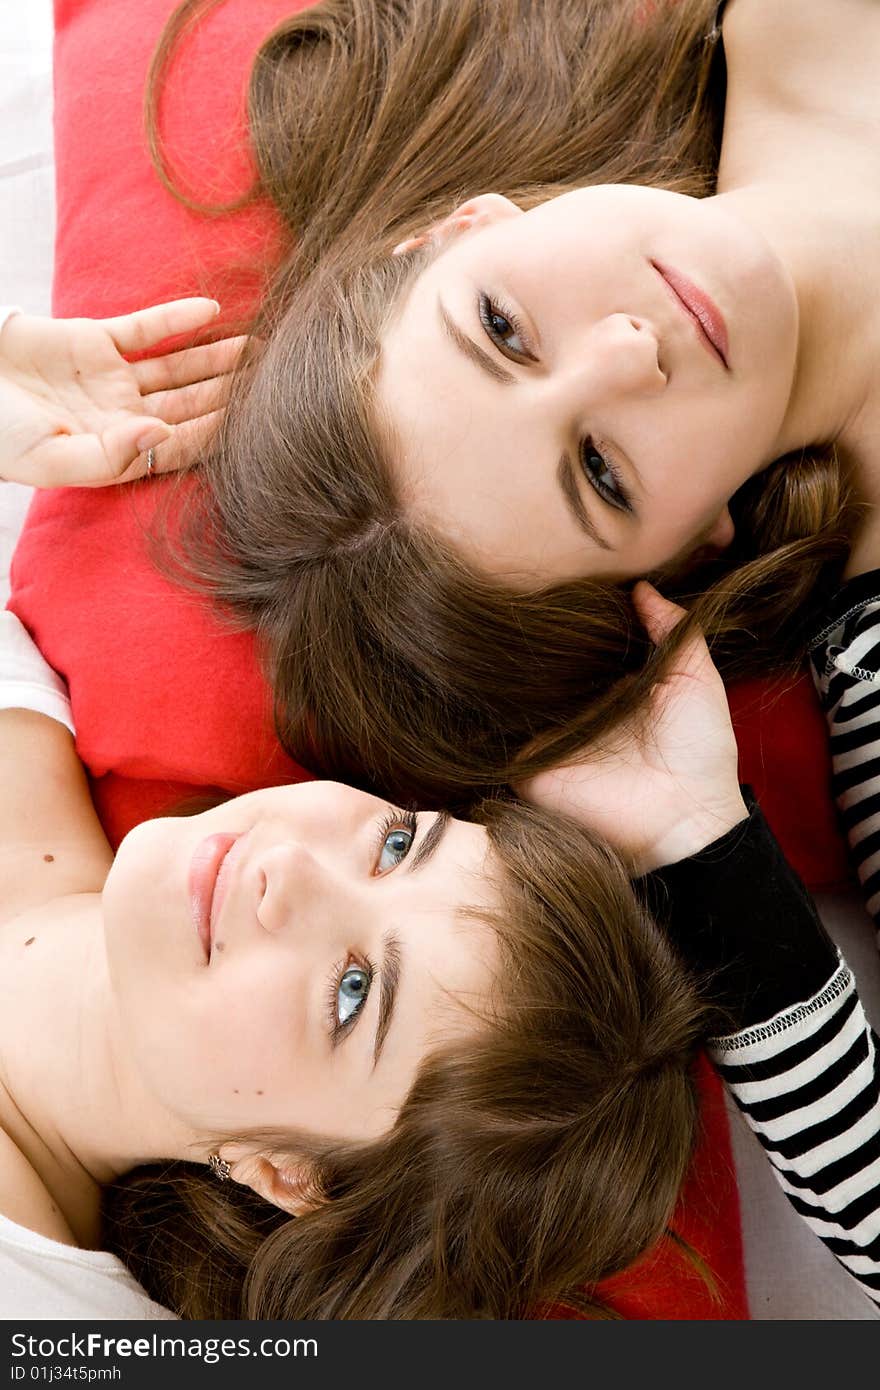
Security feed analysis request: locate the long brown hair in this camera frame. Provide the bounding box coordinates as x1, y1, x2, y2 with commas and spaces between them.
148, 0, 848, 805
103, 798, 713, 1319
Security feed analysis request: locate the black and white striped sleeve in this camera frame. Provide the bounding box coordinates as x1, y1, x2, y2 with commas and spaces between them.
644, 801, 880, 1308
711, 963, 880, 1306
810, 570, 880, 949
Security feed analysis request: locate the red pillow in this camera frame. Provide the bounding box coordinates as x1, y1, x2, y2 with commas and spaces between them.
11, 0, 311, 848
7, 0, 793, 1318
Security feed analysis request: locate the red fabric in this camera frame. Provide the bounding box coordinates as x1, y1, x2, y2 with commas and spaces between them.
18, 0, 855, 1320
730, 672, 850, 892
595, 1054, 745, 1319
10, 0, 312, 847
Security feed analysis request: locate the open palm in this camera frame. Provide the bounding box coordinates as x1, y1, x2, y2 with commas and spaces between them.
0, 299, 245, 487
521, 584, 747, 873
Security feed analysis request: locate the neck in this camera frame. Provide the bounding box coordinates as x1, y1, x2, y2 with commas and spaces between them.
0, 896, 197, 1248
713, 180, 880, 456
710, 26, 880, 464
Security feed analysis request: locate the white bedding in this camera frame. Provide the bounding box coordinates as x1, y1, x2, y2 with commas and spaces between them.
0, 0, 51, 603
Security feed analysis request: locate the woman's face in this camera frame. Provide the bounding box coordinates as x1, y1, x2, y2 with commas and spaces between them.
378, 185, 800, 584
102, 783, 499, 1145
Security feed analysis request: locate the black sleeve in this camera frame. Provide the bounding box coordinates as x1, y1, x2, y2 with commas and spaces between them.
640, 790, 839, 1029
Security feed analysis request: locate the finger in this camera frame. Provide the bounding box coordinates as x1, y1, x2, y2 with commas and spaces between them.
633, 581, 717, 685
140, 373, 234, 426
24, 418, 175, 489
123, 410, 224, 481
131, 335, 249, 393
100, 298, 221, 355
631, 581, 688, 645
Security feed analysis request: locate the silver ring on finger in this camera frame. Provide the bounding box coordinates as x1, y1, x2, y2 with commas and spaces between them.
145, 447, 156, 478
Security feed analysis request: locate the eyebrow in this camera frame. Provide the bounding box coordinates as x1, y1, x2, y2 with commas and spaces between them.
439, 300, 517, 386
373, 931, 402, 1069
556, 451, 612, 551
371, 813, 450, 1069
407, 809, 451, 874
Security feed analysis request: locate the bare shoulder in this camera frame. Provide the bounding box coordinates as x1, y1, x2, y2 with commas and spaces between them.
0, 1125, 77, 1247
0, 711, 112, 929
723, 0, 880, 116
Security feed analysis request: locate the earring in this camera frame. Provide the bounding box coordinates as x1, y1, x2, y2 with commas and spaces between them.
208, 1153, 232, 1182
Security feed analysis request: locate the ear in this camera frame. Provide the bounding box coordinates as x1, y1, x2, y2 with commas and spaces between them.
215, 1147, 322, 1218
392, 192, 522, 256
703, 506, 735, 552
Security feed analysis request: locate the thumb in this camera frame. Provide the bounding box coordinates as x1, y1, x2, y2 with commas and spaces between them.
631, 580, 688, 646
98, 417, 174, 482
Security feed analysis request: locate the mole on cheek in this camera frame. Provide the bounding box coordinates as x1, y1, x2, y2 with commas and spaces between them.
256, 1090, 264, 1096
43, 854, 54, 863
24, 937, 36, 947
214, 940, 225, 952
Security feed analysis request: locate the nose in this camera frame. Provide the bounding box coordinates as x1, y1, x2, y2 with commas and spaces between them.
256, 840, 335, 936
562, 313, 667, 403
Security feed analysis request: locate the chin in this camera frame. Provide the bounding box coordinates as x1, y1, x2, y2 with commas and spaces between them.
102, 818, 178, 965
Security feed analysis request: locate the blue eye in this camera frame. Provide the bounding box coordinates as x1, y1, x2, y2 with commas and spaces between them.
374, 809, 418, 874
337, 965, 371, 1027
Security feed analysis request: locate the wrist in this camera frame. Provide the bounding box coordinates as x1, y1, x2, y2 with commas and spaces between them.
639, 792, 749, 873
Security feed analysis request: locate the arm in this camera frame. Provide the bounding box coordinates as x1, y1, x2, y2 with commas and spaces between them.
809, 569, 880, 948
523, 582, 880, 1307
644, 799, 880, 1309
0, 613, 111, 926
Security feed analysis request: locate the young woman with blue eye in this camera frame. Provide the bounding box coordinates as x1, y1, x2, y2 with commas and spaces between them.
0, 548, 711, 1321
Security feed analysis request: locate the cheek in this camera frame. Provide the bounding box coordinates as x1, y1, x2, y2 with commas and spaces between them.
124, 968, 308, 1132
105, 888, 310, 1131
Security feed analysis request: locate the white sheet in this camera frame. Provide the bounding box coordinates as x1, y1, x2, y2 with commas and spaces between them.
0, 0, 51, 602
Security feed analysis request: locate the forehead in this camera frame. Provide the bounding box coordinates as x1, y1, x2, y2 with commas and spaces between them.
405, 819, 499, 1017
358, 821, 503, 1136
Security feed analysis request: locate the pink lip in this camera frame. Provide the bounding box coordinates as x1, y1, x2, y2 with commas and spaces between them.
652, 260, 729, 368
189, 833, 241, 962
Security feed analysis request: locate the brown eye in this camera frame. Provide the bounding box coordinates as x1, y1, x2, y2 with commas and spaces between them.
478, 292, 532, 359
580, 438, 631, 512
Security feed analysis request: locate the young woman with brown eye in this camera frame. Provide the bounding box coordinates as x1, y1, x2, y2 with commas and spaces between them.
124, 0, 845, 810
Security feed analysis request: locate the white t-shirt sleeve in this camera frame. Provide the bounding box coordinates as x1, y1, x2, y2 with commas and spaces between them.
0, 1214, 177, 1321
0, 610, 74, 734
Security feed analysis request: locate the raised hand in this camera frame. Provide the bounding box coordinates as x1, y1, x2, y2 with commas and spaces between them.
0, 299, 246, 487
520, 582, 747, 873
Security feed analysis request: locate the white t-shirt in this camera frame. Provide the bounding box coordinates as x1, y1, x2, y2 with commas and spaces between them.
0, 1212, 177, 1320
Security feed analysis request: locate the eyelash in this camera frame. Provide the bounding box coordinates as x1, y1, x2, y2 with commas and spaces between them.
477, 291, 535, 361
324, 807, 417, 1045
